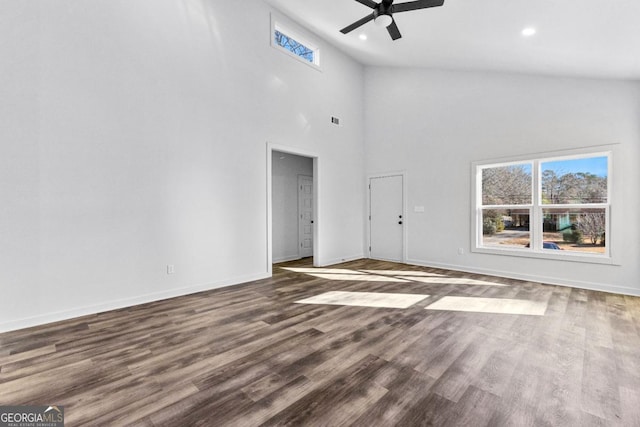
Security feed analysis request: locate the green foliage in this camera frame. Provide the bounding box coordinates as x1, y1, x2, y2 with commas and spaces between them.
483, 218, 497, 235
483, 210, 504, 235
562, 228, 583, 244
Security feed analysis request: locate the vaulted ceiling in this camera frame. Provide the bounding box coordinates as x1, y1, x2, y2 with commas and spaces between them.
265, 0, 640, 79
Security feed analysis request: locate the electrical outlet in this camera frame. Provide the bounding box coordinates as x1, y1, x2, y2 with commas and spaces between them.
458, 248, 464, 255
167, 264, 175, 274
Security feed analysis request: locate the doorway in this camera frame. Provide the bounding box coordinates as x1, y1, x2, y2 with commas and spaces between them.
369, 174, 405, 262
267, 144, 319, 274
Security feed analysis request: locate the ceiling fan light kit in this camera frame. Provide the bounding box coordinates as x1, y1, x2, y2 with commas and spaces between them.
340, 0, 445, 41
374, 14, 393, 27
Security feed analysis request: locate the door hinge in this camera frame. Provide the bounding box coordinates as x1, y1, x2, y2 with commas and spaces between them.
369, 246, 371, 252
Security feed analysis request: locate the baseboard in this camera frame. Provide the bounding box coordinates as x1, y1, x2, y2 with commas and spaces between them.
316, 253, 364, 267
406, 258, 640, 297
0, 272, 270, 333
272, 255, 302, 264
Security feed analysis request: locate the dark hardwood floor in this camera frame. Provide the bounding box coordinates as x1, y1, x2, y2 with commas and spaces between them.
1, 258, 639, 426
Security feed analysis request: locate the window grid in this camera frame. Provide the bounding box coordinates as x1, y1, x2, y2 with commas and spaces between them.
475, 153, 611, 259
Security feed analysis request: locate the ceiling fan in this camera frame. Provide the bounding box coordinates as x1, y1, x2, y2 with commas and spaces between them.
340, 0, 445, 41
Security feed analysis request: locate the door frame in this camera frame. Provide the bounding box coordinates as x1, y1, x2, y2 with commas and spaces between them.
367, 171, 407, 263
267, 142, 320, 275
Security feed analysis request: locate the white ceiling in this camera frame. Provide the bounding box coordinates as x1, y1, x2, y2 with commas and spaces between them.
265, 0, 640, 80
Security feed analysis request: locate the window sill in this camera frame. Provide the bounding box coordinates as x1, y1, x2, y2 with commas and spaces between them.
472, 246, 619, 266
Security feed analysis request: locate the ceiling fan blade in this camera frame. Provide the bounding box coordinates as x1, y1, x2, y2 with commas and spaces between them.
354, 0, 378, 9
387, 19, 402, 40
340, 13, 375, 34
392, 0, 445, 13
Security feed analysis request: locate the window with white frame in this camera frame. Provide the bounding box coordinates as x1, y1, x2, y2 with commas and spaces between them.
271, 18, 320, 69
474, 152, 611, 260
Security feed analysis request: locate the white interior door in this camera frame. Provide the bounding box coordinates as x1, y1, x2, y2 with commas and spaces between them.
298, 175, 313, 258
369, 175, 403, 261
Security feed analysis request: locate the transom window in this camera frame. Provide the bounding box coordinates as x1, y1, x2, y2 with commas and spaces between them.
274, 30, 315, 63
474, 151, 611, 261
271, 19, 320, 69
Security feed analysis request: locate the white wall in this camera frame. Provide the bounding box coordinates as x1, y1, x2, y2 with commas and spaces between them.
272, 151, 313, 262
364, 67, 640, 295
0, 0, 365, 332
5, 2, 637, 333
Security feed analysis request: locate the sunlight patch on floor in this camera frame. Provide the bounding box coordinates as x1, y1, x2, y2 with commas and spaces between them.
282, 267, 507, 287
282, 268, 411, 282
295, 291, 430, 309
303, 273, 411, 282
404, 277, 508, 287
358, 270, 445, 277
425, 296, 547, 315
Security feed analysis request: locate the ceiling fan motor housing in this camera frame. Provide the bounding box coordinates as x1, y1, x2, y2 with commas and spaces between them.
378, 1, 393, 16
374, 1, 393, 26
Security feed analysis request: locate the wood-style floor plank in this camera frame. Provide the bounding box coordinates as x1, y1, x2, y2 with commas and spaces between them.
1, 257, 639, 426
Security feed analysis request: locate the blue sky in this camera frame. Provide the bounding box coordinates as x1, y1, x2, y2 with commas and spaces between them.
542, 156, 608, 177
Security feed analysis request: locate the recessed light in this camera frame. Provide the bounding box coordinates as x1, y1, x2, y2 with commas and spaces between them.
359, 34, 367, 41
522, 27, 536, 37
